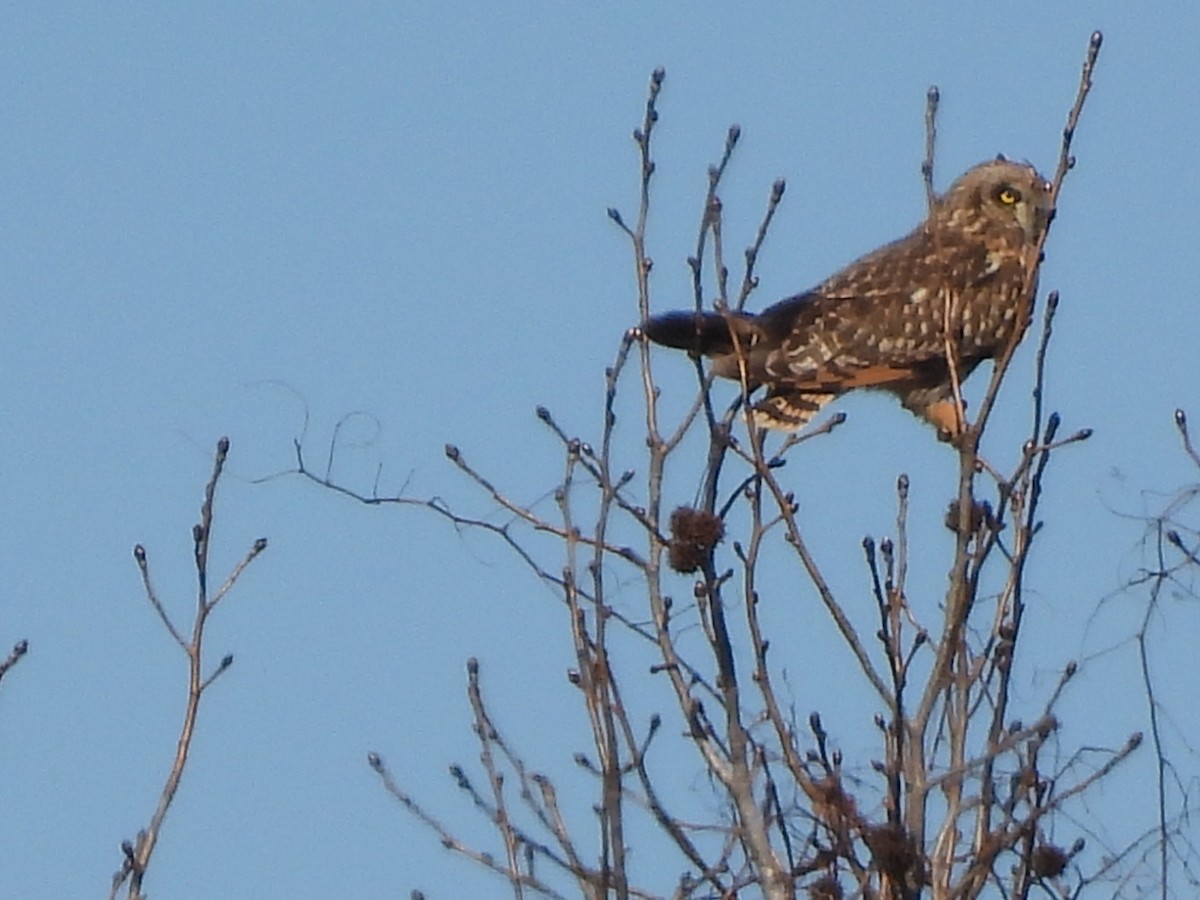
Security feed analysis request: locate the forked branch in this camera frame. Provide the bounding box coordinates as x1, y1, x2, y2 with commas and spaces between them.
109, 438, 266, 900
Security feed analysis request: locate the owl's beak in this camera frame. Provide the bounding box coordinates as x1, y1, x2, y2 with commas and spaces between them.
1032, 181, 1055, 240
1017, 198, 1053, 242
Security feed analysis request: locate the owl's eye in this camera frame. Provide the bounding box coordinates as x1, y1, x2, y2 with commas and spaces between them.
996, 185, 1022, 205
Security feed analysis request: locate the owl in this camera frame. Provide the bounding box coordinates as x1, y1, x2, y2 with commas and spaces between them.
641, 159, 1053, 437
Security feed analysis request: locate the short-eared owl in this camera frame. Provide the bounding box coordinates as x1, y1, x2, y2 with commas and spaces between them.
641, 159, 1053, 436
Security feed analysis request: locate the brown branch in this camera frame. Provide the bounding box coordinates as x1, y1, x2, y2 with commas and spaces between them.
466, 658, 527, 899
110, 438, 266, 900
1174, 409, 1200, 469
1138, 519, 1174, 900
757, 462, 891, 703
132, 545, 187, 650
444, 442, 646, 567
281, 434, 701, 677
736, 178, 787, 311
689, 124, 741, 314
368, 753, 574, 900
0, 639, 28, 687
917, 17, 1103, 763
557, 439, 628, 897
921, 85, 939, 211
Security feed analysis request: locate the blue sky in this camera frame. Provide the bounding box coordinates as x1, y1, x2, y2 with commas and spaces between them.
2, 3, 1198, 897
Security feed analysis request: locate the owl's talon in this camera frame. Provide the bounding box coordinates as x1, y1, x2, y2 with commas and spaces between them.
937, 426, 970, 449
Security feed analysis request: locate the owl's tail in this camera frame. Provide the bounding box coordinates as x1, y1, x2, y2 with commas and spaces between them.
751, 390, 835, 431
640, 310, 756, 357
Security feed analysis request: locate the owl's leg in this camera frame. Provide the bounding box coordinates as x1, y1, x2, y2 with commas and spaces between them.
751, 389, 836, 431
925, 401, 968, 441
898, 384, 967, 441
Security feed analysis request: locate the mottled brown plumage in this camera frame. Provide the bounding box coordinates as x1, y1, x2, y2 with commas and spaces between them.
642, 159, 1053, 435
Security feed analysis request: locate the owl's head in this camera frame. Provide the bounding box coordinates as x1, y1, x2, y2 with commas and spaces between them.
940, 160, 1053, 244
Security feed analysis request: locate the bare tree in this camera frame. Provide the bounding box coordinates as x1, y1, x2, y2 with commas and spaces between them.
1103, 408, 1200, 900
108, 437, 267, 900
282, 30, 1178, 899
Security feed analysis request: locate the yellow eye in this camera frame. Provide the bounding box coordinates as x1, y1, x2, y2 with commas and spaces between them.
996, 186, 1021, 205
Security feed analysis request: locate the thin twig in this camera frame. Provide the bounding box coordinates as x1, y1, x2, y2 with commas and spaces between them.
736, 179, 787, 311
111, 438, 265, 900
0, 639, 28, 686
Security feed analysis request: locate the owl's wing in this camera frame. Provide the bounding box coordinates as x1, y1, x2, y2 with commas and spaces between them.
752, 292, 939, 389
752, 229, 999, 390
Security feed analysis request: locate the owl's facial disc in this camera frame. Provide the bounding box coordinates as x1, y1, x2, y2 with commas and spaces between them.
995, 176, 1052, 242
1012, 200, 1040, 241
1019, 180, 1054, 242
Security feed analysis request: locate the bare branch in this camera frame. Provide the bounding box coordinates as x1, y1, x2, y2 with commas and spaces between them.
0, 639, 28, 687
110, 438, 265, 900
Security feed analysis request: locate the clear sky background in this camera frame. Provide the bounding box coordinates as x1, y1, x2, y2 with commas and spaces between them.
2, 3, 1198, 897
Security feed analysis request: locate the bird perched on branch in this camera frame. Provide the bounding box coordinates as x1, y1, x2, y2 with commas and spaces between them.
641, 159, 1053, 438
